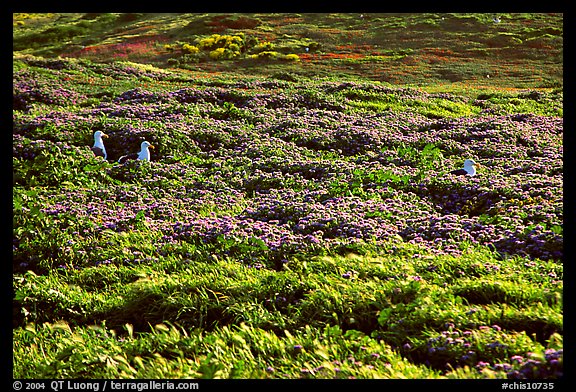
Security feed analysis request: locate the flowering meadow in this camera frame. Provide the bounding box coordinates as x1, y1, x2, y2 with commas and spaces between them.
14, 13, 562, 90
12, 55, 562, 380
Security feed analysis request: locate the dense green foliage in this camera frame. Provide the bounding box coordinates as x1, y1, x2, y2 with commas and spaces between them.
13, 12, 562, 88
13, 13, 562, 381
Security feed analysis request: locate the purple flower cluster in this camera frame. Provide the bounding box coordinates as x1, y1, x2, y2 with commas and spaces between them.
417, 324, 562, 378
13, 58, 563, 271
13, 69, 83, 111
502, 349, 563, 379
416, 323, 563, 379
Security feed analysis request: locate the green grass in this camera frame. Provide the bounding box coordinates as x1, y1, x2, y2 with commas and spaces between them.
13, 14, 563, 380
12, 12, 562, 89
14, 241, 562, 378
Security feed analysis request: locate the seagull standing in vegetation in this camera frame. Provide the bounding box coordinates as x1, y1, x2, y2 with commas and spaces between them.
91, 131, 108, 160
450, 159, 479, 176
118, 141, 154, 163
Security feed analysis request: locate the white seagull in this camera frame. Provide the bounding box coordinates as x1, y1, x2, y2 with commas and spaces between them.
118, 141, 154, 164
450, 159, 479, 176
91, 131, 108, 160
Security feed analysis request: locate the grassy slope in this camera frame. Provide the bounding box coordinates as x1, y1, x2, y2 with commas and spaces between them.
12, 13, 563, 380
13, 12, 563, 89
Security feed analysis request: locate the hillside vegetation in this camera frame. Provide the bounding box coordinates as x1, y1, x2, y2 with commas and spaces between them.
13, 12, 562, 88
13, 13, 562, 380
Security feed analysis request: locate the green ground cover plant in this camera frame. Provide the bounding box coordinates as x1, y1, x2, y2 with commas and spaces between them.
13, 13, 562, 380
13, 13, 562, 89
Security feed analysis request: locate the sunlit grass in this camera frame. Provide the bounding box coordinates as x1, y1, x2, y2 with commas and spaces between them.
12, 14, 562, 379
14, 244, 562, 378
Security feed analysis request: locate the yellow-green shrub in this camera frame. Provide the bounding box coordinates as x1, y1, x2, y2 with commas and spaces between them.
251, 41, 275, 53
182, 44, 199, 54
249, 51, 279, 60
249, 52, 300, 62
284, 53, 300, 62
209, 47, 240, 60
209, 47, 226, 59
196, 34, 244, 51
